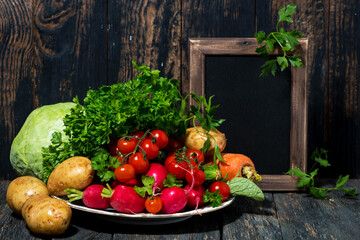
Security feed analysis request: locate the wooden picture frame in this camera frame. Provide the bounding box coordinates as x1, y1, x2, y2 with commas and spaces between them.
188, 38, 308, 191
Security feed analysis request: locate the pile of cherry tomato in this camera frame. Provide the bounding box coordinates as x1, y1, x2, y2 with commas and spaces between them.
103, 129, 230, 214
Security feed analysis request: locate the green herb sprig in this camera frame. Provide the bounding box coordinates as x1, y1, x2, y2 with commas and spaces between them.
285, 148, 357, 199
188, 93, 225, 163
255, 4, 303, 77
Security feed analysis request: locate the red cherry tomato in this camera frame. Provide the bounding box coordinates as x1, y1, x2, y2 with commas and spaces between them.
114, 164, 135, 183
186, 149, 205, 167
117, 138, 137, 155
165, 155, 188, 179
107, 137, 119, 156
145, 196, 163, 214
140, 139, 159, 160
109, 155, 124, 171
164, 138, 183, 153
149, 130, 169, 149
129, 152, 149, 174
208, 181, 230, 202
131, 131, 147, 144
185, 167, 206, 186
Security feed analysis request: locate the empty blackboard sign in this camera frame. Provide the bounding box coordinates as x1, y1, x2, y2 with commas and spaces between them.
188, 38, 309, 191
205, 55, 291, 175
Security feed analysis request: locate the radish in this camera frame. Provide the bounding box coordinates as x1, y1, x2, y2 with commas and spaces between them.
102, 185, 145, 214
160, 186, 188, 214
144, 163, 168, 191
65, 185, 110, 209
184, 185, 205, 210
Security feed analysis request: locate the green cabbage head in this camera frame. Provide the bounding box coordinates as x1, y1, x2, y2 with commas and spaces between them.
10, 102, 76, 180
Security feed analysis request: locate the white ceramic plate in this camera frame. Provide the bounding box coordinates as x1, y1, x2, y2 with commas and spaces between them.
53, 196, 235, 225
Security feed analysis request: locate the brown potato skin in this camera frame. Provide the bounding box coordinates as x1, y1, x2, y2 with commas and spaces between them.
184, 127, 226, 156
6, 176, 49, 215
22, 195, 72, 235
47, 156, 94, 196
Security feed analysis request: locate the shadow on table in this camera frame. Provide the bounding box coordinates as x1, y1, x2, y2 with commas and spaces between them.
68, 208, 223, 236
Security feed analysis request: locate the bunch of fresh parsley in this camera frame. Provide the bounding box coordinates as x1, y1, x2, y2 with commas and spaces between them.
255, 4, 303, 77
285, 148, 357, 199
42, 62, 188, 182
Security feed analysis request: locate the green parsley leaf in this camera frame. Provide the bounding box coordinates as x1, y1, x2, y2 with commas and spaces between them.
255, 4, 303, 77
336, 175, 349, 188
286, 148, 358, 199
309, 187, 328, 200
278, 4, 297, 23
163, 173, 183, 188
338, 188, 357, 197
134, 176, 155, 198
203, 190, 223, 207
90, 150, 116, 183
260, 59, 278, 77
312, 148, 331, 167
255, 31, 266, 44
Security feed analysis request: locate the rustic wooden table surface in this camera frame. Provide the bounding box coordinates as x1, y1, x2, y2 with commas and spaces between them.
0, 179, 359, 240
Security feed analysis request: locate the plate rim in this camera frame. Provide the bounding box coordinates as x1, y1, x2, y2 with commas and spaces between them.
53, 195, 235, 219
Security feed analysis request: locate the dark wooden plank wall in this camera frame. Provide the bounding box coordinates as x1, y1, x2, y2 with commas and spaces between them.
0, 0, 359, 180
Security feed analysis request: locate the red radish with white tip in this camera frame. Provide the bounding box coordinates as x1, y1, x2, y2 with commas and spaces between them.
65, 184, 110, 209
144, 163, 168, 191
184, 185, 205, 209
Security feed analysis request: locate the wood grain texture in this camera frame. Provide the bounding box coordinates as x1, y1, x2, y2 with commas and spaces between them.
33, 0, 106, 106
222, 193, 282, 240
328, 0, 360, 178
274, 179, 360, 240
112, 213, 221, 240
181, 0, 255, 95
108, 0, 181, 85
0, 181, 11, 227
0, 0, 33, 180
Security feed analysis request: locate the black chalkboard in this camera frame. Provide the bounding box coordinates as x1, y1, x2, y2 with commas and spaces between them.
205, 56, 291, 174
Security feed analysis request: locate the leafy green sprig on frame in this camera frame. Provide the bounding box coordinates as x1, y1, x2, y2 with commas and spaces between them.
285, 148, 357, 199
255, 4, 303, 77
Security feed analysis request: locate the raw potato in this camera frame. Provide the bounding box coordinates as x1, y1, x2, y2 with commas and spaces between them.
6, 176, 49, 215
47, 156, 95, 196
22, 195, 71, 235
184, 127, 226, 156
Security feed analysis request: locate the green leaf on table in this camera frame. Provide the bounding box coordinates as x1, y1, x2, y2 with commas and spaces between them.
228, 177, 264, 201
336, 175, 349, 188
309, 187, 328, 199
338, 188, 357, 197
